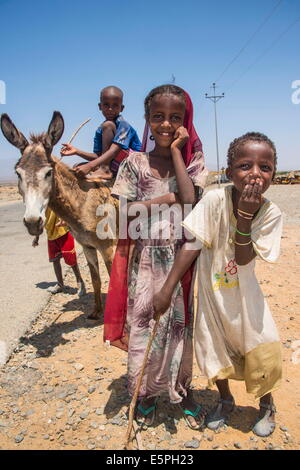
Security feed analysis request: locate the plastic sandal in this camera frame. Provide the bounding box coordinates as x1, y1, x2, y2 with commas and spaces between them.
206, 399, 235, 431
252, 402, 276, 437
178, 403, 206, 430
135, 398, 157, 427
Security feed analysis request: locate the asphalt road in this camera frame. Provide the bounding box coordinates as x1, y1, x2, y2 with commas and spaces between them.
0, 201, 61, 364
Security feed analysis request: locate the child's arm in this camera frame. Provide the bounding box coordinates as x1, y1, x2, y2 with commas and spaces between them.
153, 242, 200, 320
60, 144, 100, 162
74, 144, 121, 177
126, 193, 180, 218
171, 127, 195, 205
235, 177, 264, 265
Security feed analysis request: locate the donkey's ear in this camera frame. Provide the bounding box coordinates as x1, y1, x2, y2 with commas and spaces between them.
1, 114, 29, 152
45, 111, 64, 148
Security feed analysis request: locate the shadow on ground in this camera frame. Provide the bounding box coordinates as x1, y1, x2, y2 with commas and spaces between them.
19, 293, 106, 357
104, 379, 260, 436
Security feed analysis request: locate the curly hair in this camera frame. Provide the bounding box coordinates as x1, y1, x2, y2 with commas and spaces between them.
227, 132, 277, 177
144, 84, 186, 118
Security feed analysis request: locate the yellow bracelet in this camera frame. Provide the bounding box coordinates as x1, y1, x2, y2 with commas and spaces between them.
234, 239, 253, 246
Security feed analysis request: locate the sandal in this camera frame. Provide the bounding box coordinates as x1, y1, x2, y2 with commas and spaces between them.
206, 398, 235, 431
178, 403, 206, 430
135, 398, 157, 427
252, 402, 276, 437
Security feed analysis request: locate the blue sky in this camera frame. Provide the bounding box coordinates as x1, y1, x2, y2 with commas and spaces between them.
0, 0, 299, 181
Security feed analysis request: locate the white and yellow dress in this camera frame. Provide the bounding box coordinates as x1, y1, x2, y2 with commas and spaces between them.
182, 185, 282, 399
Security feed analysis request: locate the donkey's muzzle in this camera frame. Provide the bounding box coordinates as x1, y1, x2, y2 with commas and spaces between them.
23, 216, 44, 236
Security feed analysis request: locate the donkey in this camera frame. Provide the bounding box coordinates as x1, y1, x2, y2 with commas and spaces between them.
1, 111, 119, 319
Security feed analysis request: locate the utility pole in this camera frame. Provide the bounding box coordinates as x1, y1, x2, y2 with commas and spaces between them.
205, 83, 224, 187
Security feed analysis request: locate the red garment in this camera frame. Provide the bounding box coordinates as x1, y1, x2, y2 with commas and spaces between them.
48, 232, 77, 266
104, 89, 203, 348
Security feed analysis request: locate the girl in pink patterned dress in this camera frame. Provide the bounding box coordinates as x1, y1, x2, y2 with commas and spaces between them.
105, 85, 207, 428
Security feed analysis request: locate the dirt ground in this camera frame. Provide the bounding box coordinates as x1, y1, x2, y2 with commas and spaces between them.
0, 185, 22, 203
0, 184, 299, 451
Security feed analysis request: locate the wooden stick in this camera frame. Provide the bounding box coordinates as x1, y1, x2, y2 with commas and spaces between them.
125, 319, 160, 450
59, 118, 91, 161
67, 118, 91, 145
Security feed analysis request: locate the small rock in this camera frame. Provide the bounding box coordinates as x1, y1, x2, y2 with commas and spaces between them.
90, 422, 98, 429
207, 436, 214, 442
43, 435, 50, 440
280, 426, 288, 432
111, 416, 122, 425
74, 363, 84, 371
15, 435, 24, 443
184, 439, 200, 449
234, 442, 242, 449
212, 445, 219, 449
88, 386, 96, 394
95, 407, 104, 415
56, 412, 64, 419
87, 442, 96, 450
80, 410, 89, 420
267, 443, 274, 450
99, 425, 106, 431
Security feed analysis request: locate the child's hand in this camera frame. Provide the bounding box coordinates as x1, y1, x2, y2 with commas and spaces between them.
153, 290, 172, 321
61, 143, 77, 156
171, 126, 189, 151
74, 163, 92, 178
238, 175, 264, 215
55, 218, 67, 227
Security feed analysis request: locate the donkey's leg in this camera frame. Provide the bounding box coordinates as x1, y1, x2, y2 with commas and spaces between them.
99, 241, 115, 276
82, 245, 102, 319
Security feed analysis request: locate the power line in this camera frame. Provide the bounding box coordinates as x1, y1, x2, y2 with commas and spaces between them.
225, 14, 300, 92
205, 83, 225, 188
214, 0, 283, 84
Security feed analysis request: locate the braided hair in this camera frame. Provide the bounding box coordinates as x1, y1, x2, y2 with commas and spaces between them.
227, 132, 277, 178
144, 84, 186, 118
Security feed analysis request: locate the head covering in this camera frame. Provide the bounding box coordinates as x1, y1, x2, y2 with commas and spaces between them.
104, 88, 204, 349
141, 89, 203, 166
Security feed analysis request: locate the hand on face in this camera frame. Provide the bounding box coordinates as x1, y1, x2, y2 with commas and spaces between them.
60, 143, 77, 156
171, 126, 189, 151
238, 174, 264, 215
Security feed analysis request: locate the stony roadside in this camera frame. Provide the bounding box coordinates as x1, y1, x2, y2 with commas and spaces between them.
0, 185, 299, 451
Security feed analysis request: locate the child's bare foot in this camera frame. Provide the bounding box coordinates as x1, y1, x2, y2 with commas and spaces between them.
87, 165, 113, 180
47, 283, 64, 294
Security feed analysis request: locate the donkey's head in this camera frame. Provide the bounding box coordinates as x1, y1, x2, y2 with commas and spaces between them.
1, 112, 64, 236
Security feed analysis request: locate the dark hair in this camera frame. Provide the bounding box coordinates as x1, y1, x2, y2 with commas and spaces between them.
144, 84, 186, 118
100, 86, 123, 101
227, 132, 277, 177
